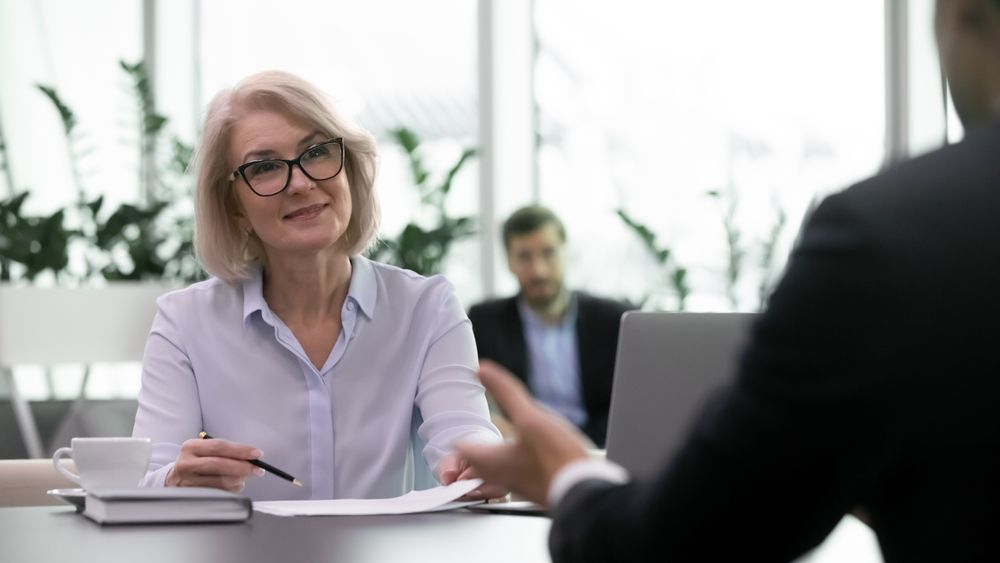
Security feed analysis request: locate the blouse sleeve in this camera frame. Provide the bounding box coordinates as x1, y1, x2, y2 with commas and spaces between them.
413, 282, 502, 475
131, 295, 201, 487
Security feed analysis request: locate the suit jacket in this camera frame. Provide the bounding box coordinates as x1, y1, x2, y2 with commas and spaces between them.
468, 292, 632, 446
549, 121, 1000, 562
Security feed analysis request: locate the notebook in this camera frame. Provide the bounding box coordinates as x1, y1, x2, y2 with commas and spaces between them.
604, 312, 755, 479
83, 487, 252, 524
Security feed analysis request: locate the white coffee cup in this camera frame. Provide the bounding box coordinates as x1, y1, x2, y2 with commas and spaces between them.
52, 437, 152, 490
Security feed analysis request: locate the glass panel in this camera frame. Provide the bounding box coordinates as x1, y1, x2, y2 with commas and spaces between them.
0, 1, 142, 217
533, 0, 885, 311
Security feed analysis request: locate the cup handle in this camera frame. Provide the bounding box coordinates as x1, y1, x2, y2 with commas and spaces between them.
52, 447, 82, 486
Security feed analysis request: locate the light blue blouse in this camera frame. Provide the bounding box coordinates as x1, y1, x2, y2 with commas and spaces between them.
132, 257, 500, 501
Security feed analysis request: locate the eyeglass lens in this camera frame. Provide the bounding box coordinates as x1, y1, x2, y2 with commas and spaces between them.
243, 140, 343, 196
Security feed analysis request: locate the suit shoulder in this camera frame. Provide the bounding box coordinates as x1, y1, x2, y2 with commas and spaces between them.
468, 296, 517, 318
577, 292, 634, 315
839, 123, 1000, 213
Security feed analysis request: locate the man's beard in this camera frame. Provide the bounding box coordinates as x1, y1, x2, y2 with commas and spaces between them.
523, 282, 564, 310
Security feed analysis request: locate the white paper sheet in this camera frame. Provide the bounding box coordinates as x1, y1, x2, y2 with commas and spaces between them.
253, 479, 483, 516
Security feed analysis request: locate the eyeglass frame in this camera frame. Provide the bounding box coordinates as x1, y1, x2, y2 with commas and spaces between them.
229, 137, 345, 197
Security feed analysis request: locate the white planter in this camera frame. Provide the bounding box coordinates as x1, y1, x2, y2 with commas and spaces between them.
0, 282, 176, 364
0, 282, 178, 457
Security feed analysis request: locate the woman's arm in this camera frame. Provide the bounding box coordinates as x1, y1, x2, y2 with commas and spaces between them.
413, 284, 504, 496
132, 302, 201, 486
132, 299, 262, 491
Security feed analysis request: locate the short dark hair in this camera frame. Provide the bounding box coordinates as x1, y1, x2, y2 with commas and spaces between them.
502, 205, 566, 250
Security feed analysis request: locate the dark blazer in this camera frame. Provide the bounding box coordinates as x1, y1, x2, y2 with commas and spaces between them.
468, 292, 632, 446
549, 121, 1000, 562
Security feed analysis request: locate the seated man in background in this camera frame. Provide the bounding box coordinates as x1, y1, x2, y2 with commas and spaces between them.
468, 206, 633, 447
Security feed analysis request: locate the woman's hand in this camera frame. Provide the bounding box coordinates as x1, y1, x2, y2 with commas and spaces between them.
438, 450, 510, 501
455, 360, 590, 506
165, 437, 265, 493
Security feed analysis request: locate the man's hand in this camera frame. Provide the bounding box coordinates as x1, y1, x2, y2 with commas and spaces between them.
165, 437, 265, 492
455, 360, 589, 506
489, 411, 518, 440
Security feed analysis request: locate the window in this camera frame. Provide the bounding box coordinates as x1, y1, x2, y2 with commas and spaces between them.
0, 0, 142, 217
0, 2, 960, 404
530, 0, 885, 311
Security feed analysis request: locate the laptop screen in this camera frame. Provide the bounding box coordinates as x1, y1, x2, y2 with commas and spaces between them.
604, 312, 755, 479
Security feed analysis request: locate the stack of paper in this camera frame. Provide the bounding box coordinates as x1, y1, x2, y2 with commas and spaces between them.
254, 479, 483, 516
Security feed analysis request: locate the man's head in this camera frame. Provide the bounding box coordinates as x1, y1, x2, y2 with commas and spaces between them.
935, 0, 1000, 128
503, 206, 567, 310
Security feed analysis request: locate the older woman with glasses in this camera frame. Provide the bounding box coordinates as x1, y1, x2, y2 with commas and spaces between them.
132, 70, 503, 502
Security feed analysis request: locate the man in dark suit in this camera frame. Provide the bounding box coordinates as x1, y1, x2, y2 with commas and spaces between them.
457, 1, 1000, 560
468, 206, 632, 446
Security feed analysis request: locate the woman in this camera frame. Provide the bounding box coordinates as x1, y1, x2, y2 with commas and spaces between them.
132, 70, 502, 501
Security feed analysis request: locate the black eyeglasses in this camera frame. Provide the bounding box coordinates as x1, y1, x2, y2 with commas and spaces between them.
231, 138, 345, 197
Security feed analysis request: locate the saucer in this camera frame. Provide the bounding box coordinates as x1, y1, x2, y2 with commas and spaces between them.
47, 488, 86, 511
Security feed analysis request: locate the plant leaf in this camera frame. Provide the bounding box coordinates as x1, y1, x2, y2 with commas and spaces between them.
440, 147, 476, 196
36, 84, 77, 136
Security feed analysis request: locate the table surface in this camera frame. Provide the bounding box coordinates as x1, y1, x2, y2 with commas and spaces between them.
0, 505, 553, 563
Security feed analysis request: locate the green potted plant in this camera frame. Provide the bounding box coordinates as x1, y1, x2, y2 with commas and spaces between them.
616, 208, 690, 311
0, 60, 200, 285
367, 127, 477, 276
0, 61, 196, 457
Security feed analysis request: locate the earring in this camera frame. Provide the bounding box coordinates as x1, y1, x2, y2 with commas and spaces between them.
241, 228, 253, 252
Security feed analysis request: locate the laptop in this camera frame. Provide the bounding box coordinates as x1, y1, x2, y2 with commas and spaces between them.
604, 312, 756, 479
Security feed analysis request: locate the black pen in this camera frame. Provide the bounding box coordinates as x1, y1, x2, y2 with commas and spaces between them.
199, 431, 304, 487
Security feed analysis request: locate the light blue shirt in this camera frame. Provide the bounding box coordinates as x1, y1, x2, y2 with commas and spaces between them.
518, 294, 587, 427
133, 257, 500, 501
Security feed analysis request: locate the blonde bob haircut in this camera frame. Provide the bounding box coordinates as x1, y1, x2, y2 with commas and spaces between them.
194, 70, 380, 283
